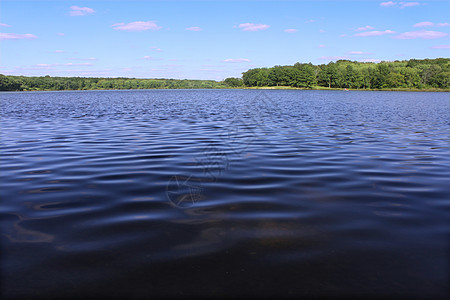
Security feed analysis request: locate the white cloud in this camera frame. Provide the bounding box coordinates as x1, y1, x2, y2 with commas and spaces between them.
359, 59, 382, 63
223, 58, 251, 63
69, 6, 95, 16
35, 63, 93, 67
186, 26, 202, 31
57, 33, 65, 36
399, 2, 420, 8
284, 29, 297, 33
0, 33, 37, 40
54, 50, 65, 53
0, 23, 11, 27
412, 22, 450, 28
431, 45, 450, 49
347, 51, 373, 55
63, 63, 93, 66
380, 1, 421, 8
237, 23, 270, 31
394, 30, 449, 39
112, 21, 162, 32
150, 46, 162, 52
355, 25, 375, 32
67, 57, 97, 61
380, 1, 396, 7
354, 30, 396, 37
200, 69, 222, 73
318, 56, 350, 61
318, 44, 326, 48
413, 22, 434, 28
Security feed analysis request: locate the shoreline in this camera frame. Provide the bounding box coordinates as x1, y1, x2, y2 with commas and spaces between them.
243, 86, 450, 92
3, 86, 449, 93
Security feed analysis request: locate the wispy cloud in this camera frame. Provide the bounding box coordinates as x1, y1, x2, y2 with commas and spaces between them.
5, 67, 110, 76
431, 45, 450, 49
150, 46, 162, 52
35, 64, 54, 67
112, 21, 161, 32
54, 50, 65, 53
57, 33, 65, 36
347, 51, 373, 55
355, 25, 375, 32
359, 58, 382, 63
0, 33, 37, 40
305, 19, 315, 23
394, 30, 449, 39
284, 29, 297, 33
140, 56, 157, 60
380, 1, 396, 7
399, 2, 420, 8
186, 26, 202, 31
354, 30, 396, 37
237, 23, 270, 31
380, 2, 421, 8
413, 22, 450, 28
0, 23, 11, 27
200, 68, 222, 73
63, 63, 93, 66
318, 44, 326, 48
223, 58, 251, 63
318, 56, 350, 61
66, 57, 97, 61
69, 6, 95, 16
35, 63, 93, 67
413, 21, 434, 28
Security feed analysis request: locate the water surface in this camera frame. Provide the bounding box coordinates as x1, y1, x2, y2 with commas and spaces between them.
1, 89, 449, 298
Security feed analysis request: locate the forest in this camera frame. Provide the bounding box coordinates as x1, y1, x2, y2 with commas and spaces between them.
0, 76, 224, 91
238, 58, 450, 90
0, 58, 449, 91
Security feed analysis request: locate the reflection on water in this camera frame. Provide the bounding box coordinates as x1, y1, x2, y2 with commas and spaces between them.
1, 89, 449, 298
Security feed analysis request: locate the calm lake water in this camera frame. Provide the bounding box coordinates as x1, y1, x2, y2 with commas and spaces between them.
1, 89, 449, 299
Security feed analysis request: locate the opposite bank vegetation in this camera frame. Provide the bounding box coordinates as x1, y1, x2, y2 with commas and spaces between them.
1, 58, 449, 92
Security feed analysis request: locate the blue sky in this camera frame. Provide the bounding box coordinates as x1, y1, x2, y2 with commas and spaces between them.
1, 0, 449, 80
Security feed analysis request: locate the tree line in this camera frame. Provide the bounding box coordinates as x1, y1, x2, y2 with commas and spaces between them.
1, 58, 449, 91
0, 75, 226, 91
235, 58, 449, 89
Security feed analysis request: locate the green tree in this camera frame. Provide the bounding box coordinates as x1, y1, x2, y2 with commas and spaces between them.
421, 65, 442, 86
386, 72, 405, 88
400, 67, 420, 88
242, 68, 270, 87
318, 62, 338, 88
291, 64, 316, 88
0, 74, 21, 91
374, 63, 391, 88
224, 77, 244, 87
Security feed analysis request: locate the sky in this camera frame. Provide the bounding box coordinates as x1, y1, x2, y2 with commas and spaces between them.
0, 0, 449, 80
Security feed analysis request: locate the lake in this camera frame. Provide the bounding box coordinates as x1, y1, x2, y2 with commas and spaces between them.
1, 89, 449, 299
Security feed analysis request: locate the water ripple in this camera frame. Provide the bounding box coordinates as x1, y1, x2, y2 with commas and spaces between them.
1, 90, 449, 298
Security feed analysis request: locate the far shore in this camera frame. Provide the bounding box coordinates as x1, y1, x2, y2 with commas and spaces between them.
4, 86, 449, 93
243, 86, 450, 92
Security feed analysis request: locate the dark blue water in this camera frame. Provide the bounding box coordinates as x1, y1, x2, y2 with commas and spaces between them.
1, 89, 449, 299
